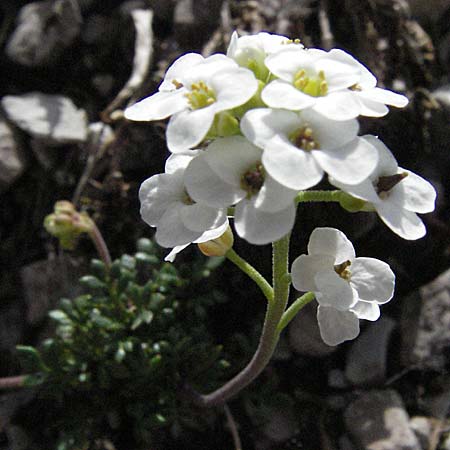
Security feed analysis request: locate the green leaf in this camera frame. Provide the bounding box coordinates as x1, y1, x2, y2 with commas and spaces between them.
16, 346, 48, 372
79, 275, 106, 290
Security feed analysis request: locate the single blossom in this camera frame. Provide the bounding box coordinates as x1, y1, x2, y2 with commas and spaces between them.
326, 49, 409, 117
329, 135, 436, 240
227, 31, 302, 80
291, 227, 395, 345
241, 108, 378, 190
261, 47, 363, 120
124, 53, 258, 152
184, 136, 298, 245
139, 152, 228, 250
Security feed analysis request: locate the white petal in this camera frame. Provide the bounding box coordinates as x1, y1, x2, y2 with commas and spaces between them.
313, 137, 378, 185
155, 207, 201, 248
314, 270, 357, 310
362, 135, 398, 175
234, 200, 296, 245
317, 306, 360, 346
389, 169, 436, 214
184, 153, 245, 207
241, 108, 299, 148
308, 227, 355, 263
262, 80, 317, 110
375, 201, 426, 240
359, 87, 408, 108
164, 151, 198, 173
212, 68, 258, 110
314, 58, 360, 91
179, 203, 227, 232
204, 136, 263, 186
139, 173, 183, 227
350, 257, 395, 303
125, 89, 187, 121
351, 301, 381, 321
166, 107, 215, 152
254, 172, 297, 213
300, 109, 359, 149
329, 177, 380, 204
164, 244, 189, 262
313, 91, 361, 120
262, 135, 323, 190
265, 48, 318, 81
357, 97, 389, 117
291, 254, 335, 292
159, 53, 205, 91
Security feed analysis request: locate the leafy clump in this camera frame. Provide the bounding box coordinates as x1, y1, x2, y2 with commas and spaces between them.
17, 239, 230, 450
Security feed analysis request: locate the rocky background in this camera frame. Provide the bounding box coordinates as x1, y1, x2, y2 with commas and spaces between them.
1, 0, 450, 449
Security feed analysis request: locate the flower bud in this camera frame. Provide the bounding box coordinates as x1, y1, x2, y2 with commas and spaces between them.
198, 226, 234, 257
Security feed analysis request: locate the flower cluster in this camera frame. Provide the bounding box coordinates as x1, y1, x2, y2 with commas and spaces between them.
126, 32, 436, 344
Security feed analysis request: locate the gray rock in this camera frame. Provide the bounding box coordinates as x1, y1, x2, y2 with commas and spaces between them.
6, 0, 82, 67
345, 317, 396, 386
344, 390, 421, 450
20, 256, 84, 326
409, 416, 433, 450
0, 118, 26, 190
2, 93, 88, 145
288, 302, 337, 357
262, 406, 297, 443
400, 268, 450, 370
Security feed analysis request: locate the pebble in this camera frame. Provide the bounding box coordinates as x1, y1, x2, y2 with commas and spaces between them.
2, 93, 88, 145
344, 390, 421, 450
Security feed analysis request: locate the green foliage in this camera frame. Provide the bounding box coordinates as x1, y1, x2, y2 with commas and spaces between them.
18, 239, 230, 449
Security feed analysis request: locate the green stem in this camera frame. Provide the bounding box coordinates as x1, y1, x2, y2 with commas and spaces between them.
192, 234, 291, 407
277, 292, 315, 332
296, 190, 342, 204
0, 375, 26, 390
226, 249, 274, 303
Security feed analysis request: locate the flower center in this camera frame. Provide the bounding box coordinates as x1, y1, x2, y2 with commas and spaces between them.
185, 81, 216, 110
241, 163, 265, 197
289, 126, 319, 151
334, 260, 352, 281
293, 69, 328, 97
375, 172, 408, 199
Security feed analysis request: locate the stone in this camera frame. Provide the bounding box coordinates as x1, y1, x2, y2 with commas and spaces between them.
0, 119, 26, 191
262, 406, 297, 443
6, 0, 82, 67
344, 390, 421, 450
400, 268, 450, 371
345, 317, 396, 386
2, 93, 88, 145
288, 302, 337, 357
409, 416, 433, 450
20, 256, 84, 326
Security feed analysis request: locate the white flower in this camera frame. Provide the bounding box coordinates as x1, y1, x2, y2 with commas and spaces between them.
227, 31, 302, 80
241, 108, 378, 190
291, 227, 395, 346
326, 49, 408, 117
329, 135, 437, 240
261, 47, 363, 120
139, 153, 228, 249
184, 136, 298, 245
124, 53, 258, 152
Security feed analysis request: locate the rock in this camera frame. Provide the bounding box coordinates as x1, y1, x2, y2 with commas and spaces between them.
5, 0, 82, 67
20, 256, 84, 326
0, 303, 25, 351
345, 317, 396, 386
2, 93, 88, 145
262, 406, 297, 443
288, 302, 337, 357
409, 416, 433, 449
344, 390, 421, 450
400, 268, 450, 371
0, 118, 26, 191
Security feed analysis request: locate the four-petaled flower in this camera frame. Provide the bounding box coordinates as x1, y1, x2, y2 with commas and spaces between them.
329, 135, 436, 240
125, 53, 258, 152
291, 227, 395, 345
